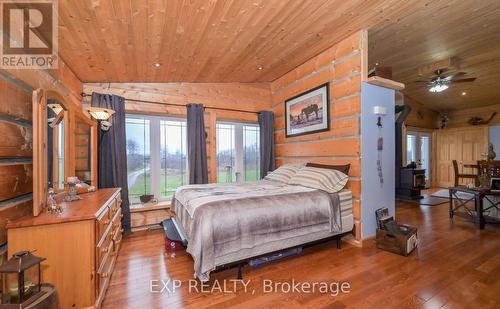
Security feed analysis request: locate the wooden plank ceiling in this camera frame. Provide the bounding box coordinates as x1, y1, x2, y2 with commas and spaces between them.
369, 0, 500, 111
58, 0, 421, 83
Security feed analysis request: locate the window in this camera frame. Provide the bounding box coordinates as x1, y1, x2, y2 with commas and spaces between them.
216, 122, 260, 183
160, 120, 187, 197
126, 115, 187, 204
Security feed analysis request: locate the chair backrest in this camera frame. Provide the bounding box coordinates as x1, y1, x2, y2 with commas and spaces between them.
452, 160, 459, 174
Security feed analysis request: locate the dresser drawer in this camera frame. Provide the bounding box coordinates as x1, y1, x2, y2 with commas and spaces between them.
112, 223, 123, 255
109, 198, 120, 216
111, 207, 122, 229
96, 230, 113, 269
96, 207, 111, 241
96, 250, 114, 308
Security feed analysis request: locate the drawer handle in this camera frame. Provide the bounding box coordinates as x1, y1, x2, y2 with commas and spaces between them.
101, 272, 109, 278
111, 207, 117, 213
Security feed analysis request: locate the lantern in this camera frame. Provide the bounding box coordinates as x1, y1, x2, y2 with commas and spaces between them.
0, 251, 45, 306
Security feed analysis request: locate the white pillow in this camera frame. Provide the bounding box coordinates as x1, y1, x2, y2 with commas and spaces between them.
264, 164, 304, 183
288, 166, 348, 193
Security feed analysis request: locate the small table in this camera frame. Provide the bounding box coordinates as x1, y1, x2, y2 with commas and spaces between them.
448, 186, 500, 229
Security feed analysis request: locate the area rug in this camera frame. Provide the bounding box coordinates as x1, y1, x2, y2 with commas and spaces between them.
397, 196, 448, 206
431, 189, 475, 200
418, 196, 449, 206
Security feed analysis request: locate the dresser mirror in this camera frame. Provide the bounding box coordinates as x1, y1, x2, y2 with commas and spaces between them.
47, 100, 67, 190
34, 91, 70, 215
73, 111, 98, 187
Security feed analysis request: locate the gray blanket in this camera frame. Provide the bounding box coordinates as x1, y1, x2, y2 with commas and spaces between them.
172, 180, 343, 281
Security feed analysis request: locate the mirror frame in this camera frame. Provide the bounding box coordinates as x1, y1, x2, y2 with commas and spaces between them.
32, 89, 72, 216
70, 110, 98, 189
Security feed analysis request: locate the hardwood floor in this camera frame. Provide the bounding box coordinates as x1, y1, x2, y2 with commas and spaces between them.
103, 201, 500, 309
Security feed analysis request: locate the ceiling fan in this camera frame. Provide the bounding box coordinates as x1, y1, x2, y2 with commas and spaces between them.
414, 69, 476, 93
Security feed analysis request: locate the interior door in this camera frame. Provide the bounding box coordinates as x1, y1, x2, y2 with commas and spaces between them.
434, 126, 488, 187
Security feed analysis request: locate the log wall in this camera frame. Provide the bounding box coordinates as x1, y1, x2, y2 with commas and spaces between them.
270, 31, 367, 242
0, 77, 34, 245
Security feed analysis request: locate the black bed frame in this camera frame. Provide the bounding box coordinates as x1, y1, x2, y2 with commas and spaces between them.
163, 218, 354, 280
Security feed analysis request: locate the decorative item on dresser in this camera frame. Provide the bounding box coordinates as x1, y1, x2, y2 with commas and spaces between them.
6, 188, 123, 309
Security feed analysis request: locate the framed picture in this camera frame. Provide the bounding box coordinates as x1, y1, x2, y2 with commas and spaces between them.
285, 83, 330, 137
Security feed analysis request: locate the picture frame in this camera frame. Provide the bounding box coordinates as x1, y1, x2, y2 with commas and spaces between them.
285, 83, 330, 137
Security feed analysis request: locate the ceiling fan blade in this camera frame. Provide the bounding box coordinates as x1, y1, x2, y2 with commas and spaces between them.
434, 68, 449, 76
444, 72, 467, 81
450, 78, 476, 83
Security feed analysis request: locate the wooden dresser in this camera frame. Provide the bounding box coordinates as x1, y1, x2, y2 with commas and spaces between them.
6, 188, 123, 309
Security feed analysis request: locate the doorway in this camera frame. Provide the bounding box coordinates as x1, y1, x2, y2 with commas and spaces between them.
406, 130, 431, 187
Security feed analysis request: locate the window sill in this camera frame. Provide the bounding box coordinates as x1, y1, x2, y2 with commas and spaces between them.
130, 201, 171, 213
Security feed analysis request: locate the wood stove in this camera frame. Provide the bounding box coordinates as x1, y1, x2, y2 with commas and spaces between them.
395, 104, 425, 200
397, 168, 426, 199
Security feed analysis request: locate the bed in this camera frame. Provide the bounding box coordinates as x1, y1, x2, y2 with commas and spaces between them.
171, 179, 353, 281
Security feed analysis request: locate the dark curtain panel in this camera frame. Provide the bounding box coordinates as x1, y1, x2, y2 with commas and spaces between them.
91, 92, 131, 233
186, 103, 208, 184
258, 111, 275, 178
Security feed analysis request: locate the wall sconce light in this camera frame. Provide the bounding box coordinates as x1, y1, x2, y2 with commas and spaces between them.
47, 103, 63, 115
47, 103, 64, 128
84, 106, 115, 131
374, 106, 387, 128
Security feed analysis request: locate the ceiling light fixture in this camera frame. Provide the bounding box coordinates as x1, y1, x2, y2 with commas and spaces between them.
258, 66, 263, 70
462, 91, 467, 96
153, 63, 161, 67
429, 84, 449, 93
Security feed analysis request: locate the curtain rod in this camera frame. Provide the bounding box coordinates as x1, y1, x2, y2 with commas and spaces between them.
80, 92, 260, 115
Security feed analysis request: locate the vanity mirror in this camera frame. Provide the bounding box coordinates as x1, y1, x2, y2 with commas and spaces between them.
32, 89, 97, 216
72, 111, 98, 188
47, 100, 67, 190
33, 91, 71, 215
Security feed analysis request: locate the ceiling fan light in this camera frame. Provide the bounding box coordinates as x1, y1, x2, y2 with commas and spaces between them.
429, 84, 449, 93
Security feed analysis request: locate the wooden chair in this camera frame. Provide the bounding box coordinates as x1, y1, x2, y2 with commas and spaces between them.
452, 160, 479, 187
